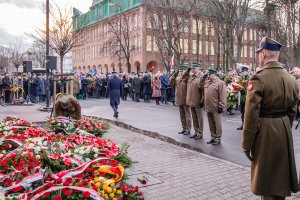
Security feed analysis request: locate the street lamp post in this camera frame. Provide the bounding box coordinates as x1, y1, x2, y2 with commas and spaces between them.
40, 0, 52, 112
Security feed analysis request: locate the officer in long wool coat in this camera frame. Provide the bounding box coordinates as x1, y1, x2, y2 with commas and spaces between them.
242, 37, 299, 200
186, 63, 204, 140
107, 71, 122, 118
202, 69, 226, 145
170, 66, 191, 135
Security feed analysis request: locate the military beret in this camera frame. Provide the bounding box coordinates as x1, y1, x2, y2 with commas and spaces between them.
256, 37, 282, 53
191, 63, 201, 68
208, 69, 217, 75
179, 65, 188, 71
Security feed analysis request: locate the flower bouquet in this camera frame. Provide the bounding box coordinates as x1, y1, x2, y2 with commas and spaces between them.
0, 117, 144, 200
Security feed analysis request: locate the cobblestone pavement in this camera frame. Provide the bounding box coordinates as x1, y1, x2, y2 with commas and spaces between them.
105, 126, 300, 200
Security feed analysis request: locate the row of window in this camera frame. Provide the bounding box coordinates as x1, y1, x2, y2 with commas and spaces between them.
77, 13, 141, 44
73, 36, 142, 61
146, 36, 256, 58
147, 15, 258, 41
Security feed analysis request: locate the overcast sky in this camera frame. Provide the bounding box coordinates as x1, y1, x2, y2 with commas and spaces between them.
0, 0, 92, 48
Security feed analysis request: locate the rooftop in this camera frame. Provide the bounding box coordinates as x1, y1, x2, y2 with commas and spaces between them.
73, 0, 143, 30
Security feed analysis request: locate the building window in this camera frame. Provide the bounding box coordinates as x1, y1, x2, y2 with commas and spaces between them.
249, 28, 253, 41
163, 15, 167, 31
146, 36, 157, 52
243, 29, 248, 41
180, 39, 189, 54
210, 22, 214, 36
211, 42, 215, 55
250, 46, 253, 58
192, 40, 202, 55
234, 44, 237, 58
205, 21, 209, 35
244, 46, 247, 57
253, 29, 257, 41
192, 19, 202, 34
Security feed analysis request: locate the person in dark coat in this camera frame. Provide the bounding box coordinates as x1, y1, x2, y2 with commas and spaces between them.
141, 73, 151, 103
95, 75, 102, 99
81, 75, 88, 100
121, 75, 129, 101
161, 72, 169, 104
107, 71, 122, 118
37, 75, 46, 102
101, 74, 107, 98
2, 73, 12, 103
30, 75, 38, 103
132, 74, 141, 102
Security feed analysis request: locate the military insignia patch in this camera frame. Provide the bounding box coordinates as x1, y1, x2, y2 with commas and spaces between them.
248, 83, 254, 91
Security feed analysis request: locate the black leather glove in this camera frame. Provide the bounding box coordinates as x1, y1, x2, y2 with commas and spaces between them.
187, 67, 192, 73
218, 107, 223, 114
244, 150, 253, 161
200, 103, 204, 108
202, 73, 208, 79
174, 71, 179, 77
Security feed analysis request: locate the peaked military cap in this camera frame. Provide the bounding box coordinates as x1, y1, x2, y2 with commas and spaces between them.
191, 63, 201, 68
112, 71, 117, 74
241, 66, 249, 72
208, 69, 217, 75
256, 37, 283, 53
179, 65, 188, 71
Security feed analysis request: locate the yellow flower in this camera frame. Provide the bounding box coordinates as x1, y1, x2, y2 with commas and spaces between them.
113, 198, 117, 200
100, 190, 105, 196
95, 182, 101, 189
117, 190, 122, 195
107, 187, 112, 193
104, 194, 108, 199
113, 188, 117, 193
109, 193, 115, 198
110, 182, 115, 187
102, 184, 109, 191
94, 177, 99, 182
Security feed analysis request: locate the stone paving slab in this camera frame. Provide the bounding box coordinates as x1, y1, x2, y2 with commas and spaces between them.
104, 126, 300, 200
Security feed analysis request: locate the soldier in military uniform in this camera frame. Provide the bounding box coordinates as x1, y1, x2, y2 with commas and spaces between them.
202, 69, 226, 145
170, 66, 191, 135
107, 71, 122, 118
186, 63, 204, 140
237, 66, 250, 130
54, 94, 82, 120
242, 37, 299, 200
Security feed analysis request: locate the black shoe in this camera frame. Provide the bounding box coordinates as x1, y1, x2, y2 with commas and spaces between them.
113, 112, 117, 118
207, 138, 215, 144
178, 130, 186, 134
189, 133, 197, 138
237, 125, 243, 130
116, 112, 119, 118
227, 112, 235, 115
212, 139, 221, 145
183, 131, 190, 135
194, 134, 203, 140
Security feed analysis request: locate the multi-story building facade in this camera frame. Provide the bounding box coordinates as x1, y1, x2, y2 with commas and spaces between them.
72, 0, 260, 74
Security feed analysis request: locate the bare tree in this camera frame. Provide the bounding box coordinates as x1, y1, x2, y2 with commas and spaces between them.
0, 46, 9, 73
144, 0, 192, 72
31, 40, 46, 68
7, 42, 25, 73
28, 2, 85, 76
106, 7, 136, 73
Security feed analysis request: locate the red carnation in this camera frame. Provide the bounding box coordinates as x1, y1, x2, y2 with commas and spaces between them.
53, 196, 62, 200
63, 181, 70, 186
20, 170, 28, 176
82, 191, 90, 198
44, 192, 50, 197
62, 188, 72, 197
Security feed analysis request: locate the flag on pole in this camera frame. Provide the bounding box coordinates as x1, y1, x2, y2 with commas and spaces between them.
169, 54, 174, 69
